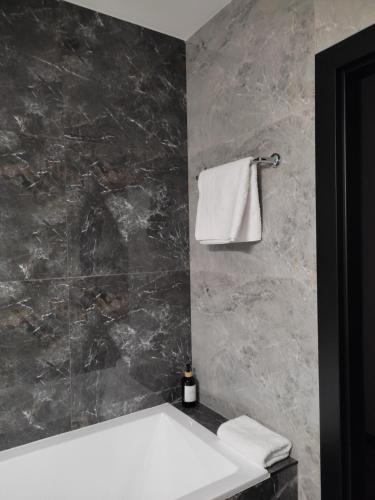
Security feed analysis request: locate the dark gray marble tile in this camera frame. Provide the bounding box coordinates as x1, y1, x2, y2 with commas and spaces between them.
0, 75, 62, 140
69, 271, 191, 427
0, 0, 64, 198
0, 0, 189, 454
60, 3, 187, 157
0, 1, 62, 71
0, 1, 63, 135
0, 380, 71, 452
0, 279, 70, 451
226, 464, 298, 500
0, 136, 65, 197
71, 368, 179, 429
59, 3, 188, 277
0, 279, 70, 388
67, 186, 189, 276
65, 141, 188, 221
0, 193, 67, 280
0, 84, 63, 151
124, 272, 191, 389
174, 402, 227, 434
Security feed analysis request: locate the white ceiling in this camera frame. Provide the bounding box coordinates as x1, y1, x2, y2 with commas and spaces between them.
65, 0, 231, 40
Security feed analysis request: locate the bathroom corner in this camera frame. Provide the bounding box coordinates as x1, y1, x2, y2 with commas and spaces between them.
2, 0, 375, 498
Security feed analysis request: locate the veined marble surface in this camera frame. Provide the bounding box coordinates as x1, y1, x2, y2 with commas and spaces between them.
1, 0, 373, 481
187, 1, 318, 499
187, 2, 375, 499
0, 0, 190, 451
0, 0, 188, 282
69, 271, 190, 428
315, 0, 375, 52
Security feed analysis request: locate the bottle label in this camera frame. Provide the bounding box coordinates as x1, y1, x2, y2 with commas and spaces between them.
184, 385, 196, 403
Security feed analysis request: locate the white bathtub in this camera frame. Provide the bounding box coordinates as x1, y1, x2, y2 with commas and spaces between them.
0, 403, 269, 500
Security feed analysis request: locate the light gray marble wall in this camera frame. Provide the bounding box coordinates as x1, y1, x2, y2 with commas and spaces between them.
187, 1, 375, 499
315, 0, 375, 52
187, 1, 317, 499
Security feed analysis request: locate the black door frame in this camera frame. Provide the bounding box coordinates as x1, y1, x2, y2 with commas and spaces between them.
316, 24, 375, 500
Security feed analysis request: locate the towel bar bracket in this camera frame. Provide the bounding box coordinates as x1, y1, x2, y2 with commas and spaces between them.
251, 153, 281, 168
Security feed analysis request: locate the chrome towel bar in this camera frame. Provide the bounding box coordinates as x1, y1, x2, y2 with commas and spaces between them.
195, 153, 281, 180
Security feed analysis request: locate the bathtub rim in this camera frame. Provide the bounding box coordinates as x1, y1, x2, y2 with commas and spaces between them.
0, 402, 270, 500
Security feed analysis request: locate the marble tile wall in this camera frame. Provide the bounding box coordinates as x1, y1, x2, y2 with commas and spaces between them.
0, 0, 190, 451
187, 1, 317, 499
187, 1, 375, 499
315, 0, 375, 52
226, 464, 298, 500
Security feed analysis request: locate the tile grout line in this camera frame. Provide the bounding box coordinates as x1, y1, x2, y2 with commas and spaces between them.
0, 268, 191, 285
67, 276, 73, 432
63, 126, 74, 432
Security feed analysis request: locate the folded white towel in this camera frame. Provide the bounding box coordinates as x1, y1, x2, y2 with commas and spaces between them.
217, 416, 292, 468
195, 157, 261, 244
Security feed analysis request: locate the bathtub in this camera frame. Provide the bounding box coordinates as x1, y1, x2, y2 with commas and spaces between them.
0, 403, 269, 500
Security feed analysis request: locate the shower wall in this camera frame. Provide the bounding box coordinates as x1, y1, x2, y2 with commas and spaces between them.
187, 2, 375, 500
0, 0, 190, 451
187, 1, 317, 499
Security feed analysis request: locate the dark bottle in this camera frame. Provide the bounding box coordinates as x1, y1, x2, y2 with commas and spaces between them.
181, 362, 197, 407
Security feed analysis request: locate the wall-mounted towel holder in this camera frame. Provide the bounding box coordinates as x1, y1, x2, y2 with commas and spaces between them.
252, 153, 281, 168
195, 153, 281, 180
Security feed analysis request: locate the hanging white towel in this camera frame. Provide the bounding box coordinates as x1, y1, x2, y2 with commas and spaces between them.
195, 157, 261, 244
217, 416, 292, 468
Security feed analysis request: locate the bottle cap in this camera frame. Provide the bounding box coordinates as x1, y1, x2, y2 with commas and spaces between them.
184, 362, 193, 377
